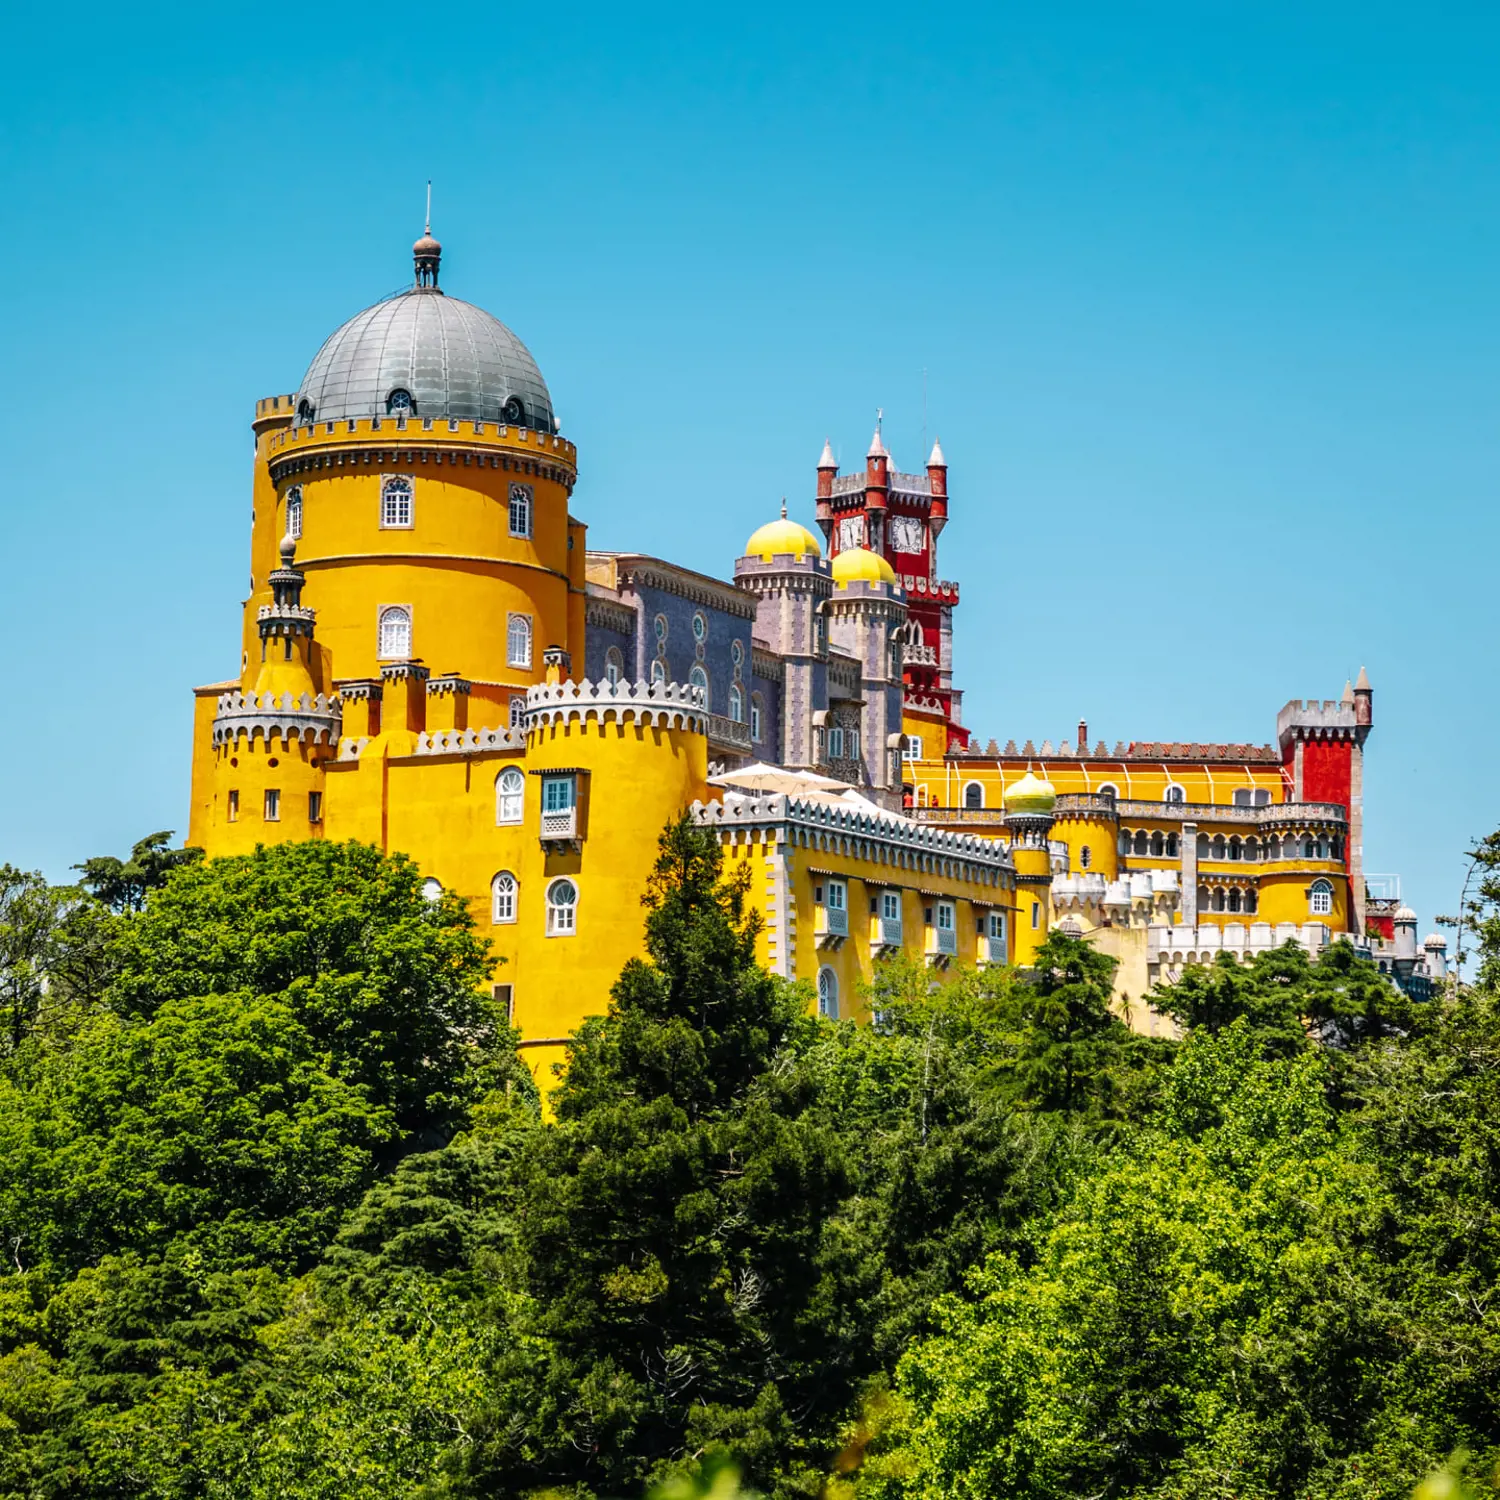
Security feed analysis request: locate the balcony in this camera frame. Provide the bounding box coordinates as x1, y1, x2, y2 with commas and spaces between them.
707, 713, 752, 754
980, 935, 1007, 966
927, 926, 958, 963
817, 904, 850, 946
539, 807, 578, 842
872, 915, 903, 950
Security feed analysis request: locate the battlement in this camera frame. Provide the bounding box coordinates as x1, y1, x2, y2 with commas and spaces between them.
523, 677, 709, 734
890, 471, 932, 495
1151, 921, 1334, 965
1277, 698, 1359, 746
212, 688, 341, 747
898, 574, 958, 601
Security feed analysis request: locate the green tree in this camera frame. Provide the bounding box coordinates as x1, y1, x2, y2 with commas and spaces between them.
74, 829, 203, 913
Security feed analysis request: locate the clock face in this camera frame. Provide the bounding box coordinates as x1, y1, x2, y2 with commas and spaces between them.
890, 516, 924, 553
837, 515, 865, 551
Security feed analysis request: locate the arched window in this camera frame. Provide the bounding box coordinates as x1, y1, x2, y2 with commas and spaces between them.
507, 614, 532, 669
381, 475, 413, 528
604, 647, 624, 687
508, 483, 532, 539
1303, 838, 1316, 859
1309, 879, 1333, 917
1150, 832, 1165, 857
1197, 884, 1211, 911
386, 388, 413, 415
1096, 783, 1119, 801
1197, 833, 1210, 859
1331, 836, 1343, 861
1246, 888, 1258, 914
421, 877, 442, 903
546, 878, 578, 935
964, 781, 984, 809
491, 871, 517, 924
495, 766, 524, 824
509, 696, 525, 729
285, 485, 302, 539
650, 658, 667, 685
1080, 845, 1092, 869
728, 683, 745, 722
378, 605, 411, 659
817, 966, 839, 1020
1228, 888, 1242, 913
1212, 835, 1226, 860
689, 664, 709, 709
1166, 833, 1179, 857
1133, 831, 1148, 856
1229, 837, 1242, 861
1164, 784, 1186, 804
296, 398, 315, 425
1212, 887, 1226, 913
750, 693, 764, 743
1118, 830, 1130, 855
1269, 836, 1282, 860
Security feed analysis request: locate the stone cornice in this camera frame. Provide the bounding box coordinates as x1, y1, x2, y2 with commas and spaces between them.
584, 592, 638, 635
608, 556, 758, 619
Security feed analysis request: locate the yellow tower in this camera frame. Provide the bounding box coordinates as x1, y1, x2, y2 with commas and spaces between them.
1004, 771, 1057, 964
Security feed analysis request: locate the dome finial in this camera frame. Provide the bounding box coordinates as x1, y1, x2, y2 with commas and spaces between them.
780, 496, 788, 519
413, 182, 442, 290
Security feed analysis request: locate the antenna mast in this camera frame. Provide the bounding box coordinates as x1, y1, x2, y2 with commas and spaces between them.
425, 180, 432, 235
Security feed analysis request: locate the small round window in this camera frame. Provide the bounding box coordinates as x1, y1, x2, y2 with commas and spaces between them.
692, 613, 707, 643
503, 396, 527, 425
387, 388, 413, 414
731, 639, 744, 666
654, 614, 668, 644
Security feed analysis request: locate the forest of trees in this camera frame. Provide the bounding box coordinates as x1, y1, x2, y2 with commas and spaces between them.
1, 822, 1499, 1498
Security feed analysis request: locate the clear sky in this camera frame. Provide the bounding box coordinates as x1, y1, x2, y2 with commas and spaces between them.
2, 2, 1496, 940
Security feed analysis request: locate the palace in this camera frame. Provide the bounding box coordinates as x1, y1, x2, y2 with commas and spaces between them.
186, 230, 1444, 1082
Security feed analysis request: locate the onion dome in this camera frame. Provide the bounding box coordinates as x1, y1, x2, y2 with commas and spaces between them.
1424, 933, 1447, 949
291, 235, 554, 430
1395, 905, 1418, 923
744, 510, 823, 561
1004, 770, 1057, 814
830, 546, 897, 585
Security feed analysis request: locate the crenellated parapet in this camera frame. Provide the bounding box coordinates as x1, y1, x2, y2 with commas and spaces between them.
1277, 697, 1366, 748
524, 677, 709, 734
213, 688, 341, 748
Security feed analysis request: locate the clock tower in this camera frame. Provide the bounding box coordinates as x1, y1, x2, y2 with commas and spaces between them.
814, 427, 968, 752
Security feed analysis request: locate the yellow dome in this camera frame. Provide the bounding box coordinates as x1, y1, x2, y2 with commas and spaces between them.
1003, 770, 1056, 813
745, 515, 823, 562
830, 546, 898, 586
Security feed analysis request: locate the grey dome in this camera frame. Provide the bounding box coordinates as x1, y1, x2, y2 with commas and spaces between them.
294, 289, 555, 430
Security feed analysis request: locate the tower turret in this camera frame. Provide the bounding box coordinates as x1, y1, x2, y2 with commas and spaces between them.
927, 438, 948, 538
815, 439, 837, 542
863, 425, 890, 556
1354, 665, 1373, 730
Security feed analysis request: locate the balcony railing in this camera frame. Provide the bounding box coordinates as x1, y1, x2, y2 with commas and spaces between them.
872, 915, 903, 949
981, 935, 1007, 966
928, 926, 958, 959
818, 904, 850, 943
539, 807, 578, 841
707, 713, 752, 753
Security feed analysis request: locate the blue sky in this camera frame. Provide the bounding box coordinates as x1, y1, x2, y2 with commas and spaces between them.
2, 2, 1496, 938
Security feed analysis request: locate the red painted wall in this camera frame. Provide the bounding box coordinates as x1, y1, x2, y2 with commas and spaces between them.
1301, 739, 1352, 810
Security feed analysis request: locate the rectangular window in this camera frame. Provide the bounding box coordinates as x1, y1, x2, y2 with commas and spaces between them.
988, 912, 1006, 941
380, 475, 413, 528
1031, 900, 1041, 930
227, 789, 239, 822
508, 482, 533, 538
308, 791, 323, 823
937, 901, 955, 931
848, 727, 860, 759
881, 890, 901, 922
264, 789, 281, 822
493, 983, 514, 1025
904, 735, 924, 761
751, 700, 762, 743
828, 726, 844, 759
542, 776, 575, 814
286, 487, 303, 539
826, 879, 846, 911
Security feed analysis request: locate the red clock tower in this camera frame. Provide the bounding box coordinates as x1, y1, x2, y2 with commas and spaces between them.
814, 426, 969, 751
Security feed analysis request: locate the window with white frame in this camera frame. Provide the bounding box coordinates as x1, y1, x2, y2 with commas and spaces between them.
963, 781, 984, 809
509, 696, 525, 729
491, 870, 517, 924
546, 878, 578, 936
1309, 878, 1334, 917
848, 727, 860, 758
689, 664, 709, 708
496, 767, 524, 824
987, 911, 1006, 943
286, 485, 302, 539
264, 789, 280, 822
904, 734, 924, 761
1164, 784, 1186, 804
817, 965, 839, 1020
881, 890, 902, 923
650, 658, 667, 684
728, 682, 744, 722
824, 878, 846, 914
1031, 900, 1041, 929
381, 475, 413, 528
378, 605, 411, 659
604, 647, 624, 687
750, 694, 763, 743
1096, 783, 1118, 800
421, 878, 442, 903
828, 725, 845, 759
507, 613, 533, 669
508, 482, 533, 538
936, 900, 955, 932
